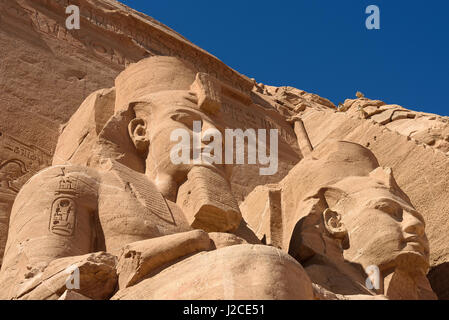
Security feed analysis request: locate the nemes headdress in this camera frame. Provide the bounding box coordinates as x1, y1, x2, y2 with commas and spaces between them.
115, 56, 222, 115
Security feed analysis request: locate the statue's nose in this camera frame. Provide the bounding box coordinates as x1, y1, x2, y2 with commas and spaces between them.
402, 211, 425, 237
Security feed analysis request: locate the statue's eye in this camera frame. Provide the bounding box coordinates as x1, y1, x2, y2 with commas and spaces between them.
170, 113, 202, 130
373, 201, 403, 221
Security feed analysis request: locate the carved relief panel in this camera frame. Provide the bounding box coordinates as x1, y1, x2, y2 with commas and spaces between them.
0, 133, 52, 193
49, 197, 77, 236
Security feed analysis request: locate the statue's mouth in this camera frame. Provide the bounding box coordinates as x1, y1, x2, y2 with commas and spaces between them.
399, 236, 430, 262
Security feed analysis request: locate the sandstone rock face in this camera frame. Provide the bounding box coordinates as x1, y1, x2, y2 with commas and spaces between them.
1, 251, 117, 300
0, 0, 447, 301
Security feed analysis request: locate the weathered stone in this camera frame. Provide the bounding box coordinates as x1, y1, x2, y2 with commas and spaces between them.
117, 230, 212, 289
177, 166, 242, 232
112, 245, 314, 300
9, 252, 117, 300
208, 232, 248, 249
0, 55, 310, 301
371, 108, 398, 125
53, 88, 116, 166
391, 110, 412, 122
0, 0, 447, 302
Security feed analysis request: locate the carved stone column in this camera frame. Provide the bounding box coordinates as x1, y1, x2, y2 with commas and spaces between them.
293, 119, 314, 157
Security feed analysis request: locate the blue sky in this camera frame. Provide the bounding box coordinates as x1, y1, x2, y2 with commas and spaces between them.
121, 0, 449, 116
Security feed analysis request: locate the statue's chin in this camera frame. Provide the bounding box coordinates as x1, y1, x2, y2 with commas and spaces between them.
153, 162, 226, 201
392, 251, 429, 275
363, 250, 429, 277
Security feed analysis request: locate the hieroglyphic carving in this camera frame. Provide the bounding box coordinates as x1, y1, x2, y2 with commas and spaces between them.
50, 197, 76, 236
0, 160, 27, 193
0, 133, 52, 192
0, 133, 51, 167
27, 0, 254, 95
109, 160, 175, 225
2, 0, 254, 96
55, 175, 79, 196
49, 174, 79, 236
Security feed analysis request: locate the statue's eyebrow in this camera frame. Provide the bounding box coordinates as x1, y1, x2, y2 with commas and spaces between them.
365, 198, 425, 224
168, 108, 203, 118
167, 108, 217, 125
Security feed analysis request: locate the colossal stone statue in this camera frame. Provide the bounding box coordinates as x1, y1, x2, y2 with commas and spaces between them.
0, 56, 436, 300
241, 140, 437, 300
0, 56, 312, 300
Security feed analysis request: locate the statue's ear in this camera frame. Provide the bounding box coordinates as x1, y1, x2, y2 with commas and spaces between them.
128, 118, 149, 154
323, 208, 349, 249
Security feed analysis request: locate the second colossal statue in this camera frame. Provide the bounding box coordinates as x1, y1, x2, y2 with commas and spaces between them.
241, 140, 437, 299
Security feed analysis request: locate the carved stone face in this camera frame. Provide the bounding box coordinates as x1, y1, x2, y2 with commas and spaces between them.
283, 142, 430, 276
118, 57, 241, 231
330, 175, 429, 274
129, 90, 226, 200
278, 141, 434, 298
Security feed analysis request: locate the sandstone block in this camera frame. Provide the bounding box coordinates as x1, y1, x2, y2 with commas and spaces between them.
112, 245, 314, 300
116, 230, 212, 289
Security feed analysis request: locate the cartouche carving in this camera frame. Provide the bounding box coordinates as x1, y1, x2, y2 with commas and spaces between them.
49, 197, 76, 237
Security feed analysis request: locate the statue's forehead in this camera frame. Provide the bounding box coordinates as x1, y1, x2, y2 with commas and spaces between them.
133, 90, 191, 102
132, 91, 201, 113
350, 186, 415, 213
333, 177, 409, 206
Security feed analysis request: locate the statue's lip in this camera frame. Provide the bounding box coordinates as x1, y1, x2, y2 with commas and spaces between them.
404, 235, 426, 245
403, 236, 428, 255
